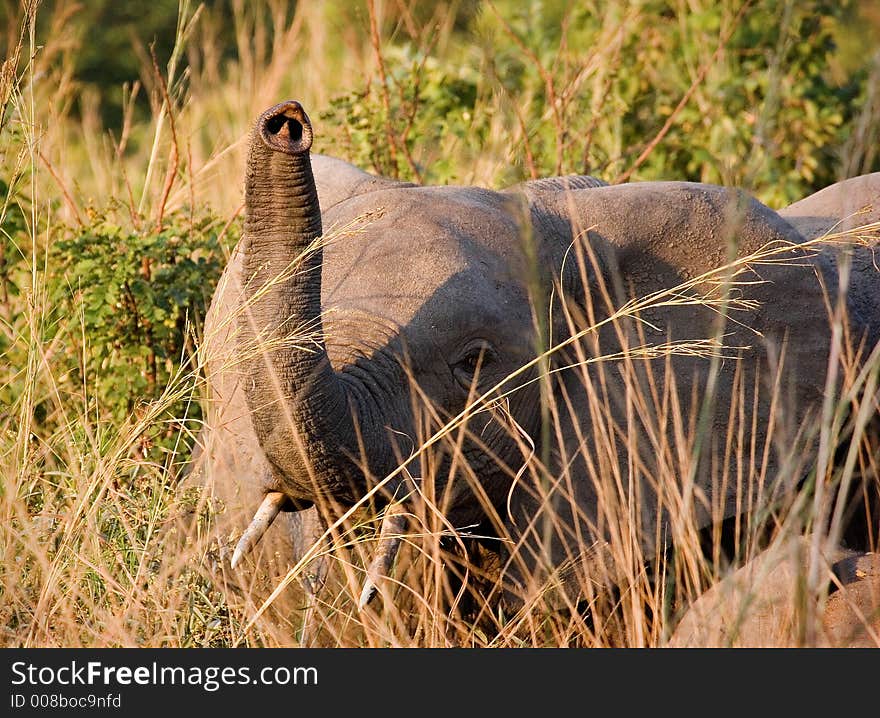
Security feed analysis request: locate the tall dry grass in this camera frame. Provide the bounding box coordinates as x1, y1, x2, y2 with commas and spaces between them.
206, 218, 878, 649
1, 0, 878, 647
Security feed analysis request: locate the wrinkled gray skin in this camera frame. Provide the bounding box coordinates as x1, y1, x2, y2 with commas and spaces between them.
194, 101, 880, 609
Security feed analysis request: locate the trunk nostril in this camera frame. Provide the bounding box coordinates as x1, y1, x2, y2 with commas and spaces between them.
266, 114, 303, 143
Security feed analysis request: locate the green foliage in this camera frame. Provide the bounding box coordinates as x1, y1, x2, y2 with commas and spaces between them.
320, 45, 488, 184
47, 209, 238, 438
320, 0, 878, 206
0, 177, 28, 318
638, 0, 865, 203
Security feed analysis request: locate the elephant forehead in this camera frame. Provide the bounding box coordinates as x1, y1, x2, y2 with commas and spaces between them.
322, 259, 533, 343
322, 184, 528, 264
320, 186, 533, 325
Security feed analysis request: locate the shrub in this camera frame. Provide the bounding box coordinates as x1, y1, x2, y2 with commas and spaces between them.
46, 209, 238, 450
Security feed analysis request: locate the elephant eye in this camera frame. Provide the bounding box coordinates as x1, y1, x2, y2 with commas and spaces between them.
452, 342, 495, 388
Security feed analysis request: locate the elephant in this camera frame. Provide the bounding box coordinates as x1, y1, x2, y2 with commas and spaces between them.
666, 536, 880, 647
191, 100, 880, 627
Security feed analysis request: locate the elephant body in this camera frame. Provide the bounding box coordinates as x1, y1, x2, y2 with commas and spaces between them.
193, 101, 880, 617
666, 538, 880, 647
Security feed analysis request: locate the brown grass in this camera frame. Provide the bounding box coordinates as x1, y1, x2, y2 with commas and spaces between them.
1, 0, 878, 648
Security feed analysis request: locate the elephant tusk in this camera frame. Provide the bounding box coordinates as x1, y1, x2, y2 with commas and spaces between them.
358, 502, 408, 611
230, 491, 287, 569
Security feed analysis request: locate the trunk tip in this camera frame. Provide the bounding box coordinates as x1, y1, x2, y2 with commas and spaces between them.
258, 100, 313, 155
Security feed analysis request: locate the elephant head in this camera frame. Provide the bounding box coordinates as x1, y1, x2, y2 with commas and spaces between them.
232, 101, 578, 536
199, 100, 880, 610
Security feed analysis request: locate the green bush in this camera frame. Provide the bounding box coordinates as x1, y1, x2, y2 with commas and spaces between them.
320, 0, 877, 206
46, 209, 238, 450
0, 177, 28, 332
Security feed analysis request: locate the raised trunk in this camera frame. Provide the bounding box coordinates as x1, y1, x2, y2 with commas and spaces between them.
239, 101, 383, 505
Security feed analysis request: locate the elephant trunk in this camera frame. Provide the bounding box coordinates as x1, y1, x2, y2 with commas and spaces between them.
239, 100, 384, 505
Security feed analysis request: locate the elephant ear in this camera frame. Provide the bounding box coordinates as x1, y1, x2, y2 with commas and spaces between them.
311, 153, 415, 211
507, 177, 813, 338
504, 174, 617, 336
